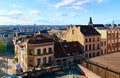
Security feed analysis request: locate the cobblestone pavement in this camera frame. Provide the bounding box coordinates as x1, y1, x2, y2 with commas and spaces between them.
0, 52, 16, 77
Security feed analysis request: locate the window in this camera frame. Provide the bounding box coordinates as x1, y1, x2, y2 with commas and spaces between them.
43, 48, 46, 54
112, 43, 114, 47
64, 45, 68, 48
28, 50, 33, 55
89, 44, 91, 50
37, 58, 41, 66
28, 60, 33, 66
101, 42, 103, 46
105, 49, 106, 54
85, 39, 88, 42
93, 53, 95, 57
85, 45, 88, 51
97, 44, 100, 49
48, 48, 52, 53
93, 44, 95, 50
89, 38, 91, 42
85, 54, 88, 58
97, 38, 99, 41
48, 56, 52, 64
93, 38, 95, 42
104, 41, 106, 45
108, 44, 110, 48
89, 53, 91, 58
37, 49, 41, 55
72, 30, 74, 34
43, 57, 46, 65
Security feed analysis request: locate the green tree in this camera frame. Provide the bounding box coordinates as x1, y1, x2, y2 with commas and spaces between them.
0, 39, 6, 53
52, 33, 59, 40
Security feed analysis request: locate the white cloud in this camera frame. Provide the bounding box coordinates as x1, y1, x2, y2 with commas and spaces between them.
55, 0, 107, 9
69, 12, 78, 17
0, 9, 43, 25
8, 10, 23, 16
57, 12, 78, 17
29, 10, 41, 16
57, 13, 68, 16
11, 4, 23, 8
97, 0, 104, 3
55, 0, 76, 8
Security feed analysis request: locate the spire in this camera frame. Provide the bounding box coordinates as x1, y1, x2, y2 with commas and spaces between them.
112, 20, 114, 28
88, 17, 93, 26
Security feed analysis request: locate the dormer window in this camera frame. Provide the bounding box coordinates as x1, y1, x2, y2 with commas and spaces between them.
64, 45, 68, 48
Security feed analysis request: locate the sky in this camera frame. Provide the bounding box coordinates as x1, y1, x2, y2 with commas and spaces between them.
0, 0, 119, 25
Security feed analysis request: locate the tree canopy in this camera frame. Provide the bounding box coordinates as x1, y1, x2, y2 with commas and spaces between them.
52, 33, 59, 40
0, 39, 6, 53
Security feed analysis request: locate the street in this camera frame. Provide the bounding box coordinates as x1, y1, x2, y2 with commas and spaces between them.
0, 51, 16, 77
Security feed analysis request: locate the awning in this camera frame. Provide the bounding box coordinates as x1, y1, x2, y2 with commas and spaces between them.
16, 64, 22, 70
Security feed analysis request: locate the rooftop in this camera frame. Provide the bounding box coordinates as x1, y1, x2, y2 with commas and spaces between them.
54, 41, 83, 58
90, 52, 120, 72
93, 24, 105, 28
28, 34, 54, 44
75, 25, 101, 36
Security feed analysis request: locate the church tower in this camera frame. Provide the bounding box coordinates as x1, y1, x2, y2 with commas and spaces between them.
112, 20, 114, 28
88, 17, 93, 26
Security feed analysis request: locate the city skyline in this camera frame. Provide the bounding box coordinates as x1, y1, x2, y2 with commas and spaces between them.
0, 0, 119, 25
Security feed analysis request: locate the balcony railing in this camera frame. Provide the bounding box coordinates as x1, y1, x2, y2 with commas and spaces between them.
28, 52, 53, 56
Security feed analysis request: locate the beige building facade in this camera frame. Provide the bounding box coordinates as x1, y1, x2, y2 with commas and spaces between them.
96, 29, 107, 55
13, 35, 54, 72
66, 25, 101, 58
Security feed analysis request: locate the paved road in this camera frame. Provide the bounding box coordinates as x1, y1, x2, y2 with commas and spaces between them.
0, 52, 16, 77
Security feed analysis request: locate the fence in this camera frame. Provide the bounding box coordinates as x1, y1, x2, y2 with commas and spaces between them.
15, 64, 84, 78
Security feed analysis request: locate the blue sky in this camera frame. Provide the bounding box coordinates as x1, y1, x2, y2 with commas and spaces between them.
0, 0, 119, 25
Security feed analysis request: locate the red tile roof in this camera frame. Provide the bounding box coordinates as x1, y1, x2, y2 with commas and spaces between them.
28, 34, 54, 44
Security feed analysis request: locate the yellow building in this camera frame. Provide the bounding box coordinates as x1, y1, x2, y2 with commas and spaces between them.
13, 34, 54, 72
66, 19, 101, 58
96, 29, 107, 54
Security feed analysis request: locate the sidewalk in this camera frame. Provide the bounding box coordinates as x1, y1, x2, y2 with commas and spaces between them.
0, 52, 16, 76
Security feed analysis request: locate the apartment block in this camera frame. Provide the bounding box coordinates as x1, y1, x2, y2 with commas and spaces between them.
66, 18, 101, 58
13, 34, 54, 71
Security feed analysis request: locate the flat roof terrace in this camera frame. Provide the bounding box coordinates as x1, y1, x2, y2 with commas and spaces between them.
89, 52, 120, 72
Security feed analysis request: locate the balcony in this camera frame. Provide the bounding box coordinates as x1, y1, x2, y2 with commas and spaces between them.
34, 52, 53, 56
